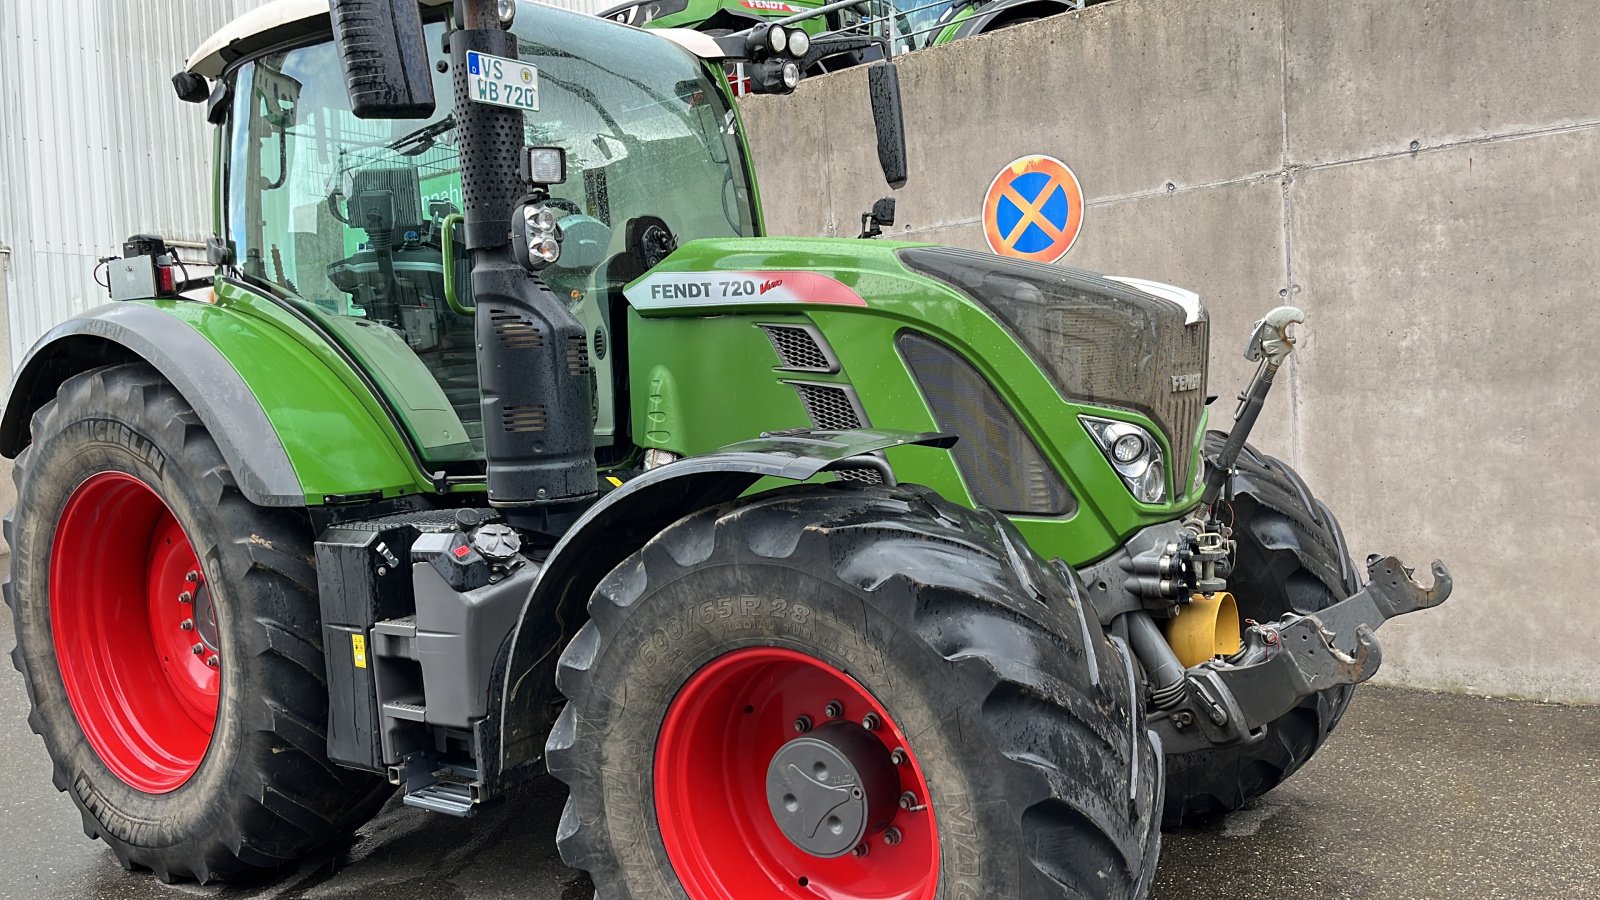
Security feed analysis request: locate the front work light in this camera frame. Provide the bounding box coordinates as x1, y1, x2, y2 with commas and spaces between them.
521, 146, 567, 188
1082, 416, 1166, 504
787, 28, 810, 57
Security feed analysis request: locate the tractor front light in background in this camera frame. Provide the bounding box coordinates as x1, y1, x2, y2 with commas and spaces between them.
496, 0, 517, 26
521, 146, 567, 188
787, 28, 810, 58
768, 25, 789, 54
748, 58, 803, 95
1081, 416, 1167, 504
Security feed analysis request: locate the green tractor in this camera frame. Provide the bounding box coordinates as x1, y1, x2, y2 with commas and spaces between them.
601, 0, 1101, 82
2, 0, 1450, 896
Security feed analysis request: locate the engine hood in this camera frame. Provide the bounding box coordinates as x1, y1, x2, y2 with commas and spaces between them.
896, 247, 1210, 488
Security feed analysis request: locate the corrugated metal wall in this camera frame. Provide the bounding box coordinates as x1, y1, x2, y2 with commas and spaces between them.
0, 0, 606, 372
0, 0, 260, 369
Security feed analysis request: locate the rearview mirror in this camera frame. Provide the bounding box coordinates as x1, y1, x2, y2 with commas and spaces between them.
867, 61, 907, 189
329, 0, 437, 119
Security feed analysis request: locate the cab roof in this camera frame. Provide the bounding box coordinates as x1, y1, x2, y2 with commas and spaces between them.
187, 0, 450, 78
186, 0, 720, 78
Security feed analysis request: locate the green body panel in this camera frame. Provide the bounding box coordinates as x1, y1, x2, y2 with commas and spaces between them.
933, 6, 975, 43
163, 282, 438, 502
626, 236, 1207, 564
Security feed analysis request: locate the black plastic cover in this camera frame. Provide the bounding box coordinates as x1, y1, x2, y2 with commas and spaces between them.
898, 332, 1075, 516
315, 518, 433, 772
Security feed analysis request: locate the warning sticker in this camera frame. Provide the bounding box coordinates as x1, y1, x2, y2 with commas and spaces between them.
352, 633, 368, 669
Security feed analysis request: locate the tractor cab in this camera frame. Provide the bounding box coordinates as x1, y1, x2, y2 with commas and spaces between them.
207, 1, 760, 467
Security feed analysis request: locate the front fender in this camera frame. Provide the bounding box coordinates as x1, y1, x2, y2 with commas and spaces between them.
496, 428, 954, 770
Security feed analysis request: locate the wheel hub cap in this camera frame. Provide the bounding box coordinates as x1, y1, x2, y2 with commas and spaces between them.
766, 723, 898, 858
655, 646, 939, 899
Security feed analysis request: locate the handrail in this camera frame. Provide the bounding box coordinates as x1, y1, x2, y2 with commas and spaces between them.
440, 213, 473, 316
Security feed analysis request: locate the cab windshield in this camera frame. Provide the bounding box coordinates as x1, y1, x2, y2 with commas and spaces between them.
226, 3, 757, 464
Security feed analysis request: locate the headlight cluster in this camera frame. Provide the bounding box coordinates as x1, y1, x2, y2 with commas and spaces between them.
749, 24, 810, 58
512, 203, 562, 271
1081, 416, 1166, 504
739, 25, 807, 94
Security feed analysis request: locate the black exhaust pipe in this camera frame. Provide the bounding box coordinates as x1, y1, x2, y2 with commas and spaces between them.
330, 0, 597, 516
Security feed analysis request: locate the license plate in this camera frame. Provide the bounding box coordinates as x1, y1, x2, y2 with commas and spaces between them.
466, 51, 538, 112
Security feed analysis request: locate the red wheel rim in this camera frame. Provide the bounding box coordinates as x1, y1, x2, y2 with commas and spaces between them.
50, 471, 218, 793
656, 647, 939, 899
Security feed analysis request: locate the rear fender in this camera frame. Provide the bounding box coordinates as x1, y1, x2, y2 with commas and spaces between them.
495, 429, 954, 770
0, 303, 302, 506
1, 298, 430, 507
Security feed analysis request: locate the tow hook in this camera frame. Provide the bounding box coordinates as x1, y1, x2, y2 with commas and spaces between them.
1153, 555, 1453, 754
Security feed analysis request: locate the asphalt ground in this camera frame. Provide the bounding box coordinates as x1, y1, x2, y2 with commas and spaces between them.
3, 604, 1597, 899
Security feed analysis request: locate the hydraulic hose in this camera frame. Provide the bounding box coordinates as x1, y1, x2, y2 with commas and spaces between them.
1126, 611, 1188, 710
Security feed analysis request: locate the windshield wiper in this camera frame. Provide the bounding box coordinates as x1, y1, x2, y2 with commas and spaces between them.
390, 115, 457, 155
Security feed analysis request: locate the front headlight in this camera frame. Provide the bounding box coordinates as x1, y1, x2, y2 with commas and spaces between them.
1081, 416, 1166, 504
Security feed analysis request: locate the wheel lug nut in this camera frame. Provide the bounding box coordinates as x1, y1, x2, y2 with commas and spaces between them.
883, 826, 902, 846
179, 619, 194, 631
191, 643, 205, 655
823, 700, 843, 719
852, 843, 868, 857
206, 655, 220, 668
899, 791, 919, 811
793, 715, 812, 733
185, 571, 200, 584
861, 713, 880, 731
178, 591, 193, 604
890, 748, 907, 766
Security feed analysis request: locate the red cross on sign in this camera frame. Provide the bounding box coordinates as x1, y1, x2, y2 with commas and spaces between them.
982, 155, 1085, 263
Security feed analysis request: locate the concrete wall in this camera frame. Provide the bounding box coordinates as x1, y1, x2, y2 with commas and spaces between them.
741, 0, 1600, 704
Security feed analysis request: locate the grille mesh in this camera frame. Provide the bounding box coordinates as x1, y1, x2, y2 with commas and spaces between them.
899, 247, 1208, 487
492, 310, 544, 350
501, 404, 548, 433
567, 334, 593, 375
899, 333, 1075, 516
791, 383, 865, 431
760, 324, 835, 372
834, 466, 885, 485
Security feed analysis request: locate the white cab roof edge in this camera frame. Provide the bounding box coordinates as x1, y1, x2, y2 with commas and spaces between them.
652, 28, 725, 60
187, 0, 451, 78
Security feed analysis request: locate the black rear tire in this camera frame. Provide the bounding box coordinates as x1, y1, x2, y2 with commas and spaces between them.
547, 483, 1162, 899
5, 364, 391, 882
1160, 433, 1359, 828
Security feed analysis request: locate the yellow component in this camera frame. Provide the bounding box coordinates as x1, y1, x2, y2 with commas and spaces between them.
1163, 592, 1242, 668
605, 475, 624, 487
352, 633, 368, 669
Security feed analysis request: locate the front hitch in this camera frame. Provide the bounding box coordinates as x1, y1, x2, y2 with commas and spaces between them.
1154, 555, 1453, 754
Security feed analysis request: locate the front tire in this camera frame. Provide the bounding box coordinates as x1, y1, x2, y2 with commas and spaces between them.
548, 484, 1162, 899
5, 364, 390, 882
1159, 433, 1359, 828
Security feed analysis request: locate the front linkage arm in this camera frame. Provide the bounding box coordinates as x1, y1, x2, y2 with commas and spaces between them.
1155, 555, 1453, 754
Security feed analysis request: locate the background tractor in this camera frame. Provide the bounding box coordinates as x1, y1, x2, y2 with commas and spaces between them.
602, 0, 1102, 86
1, 0, 1449, 896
